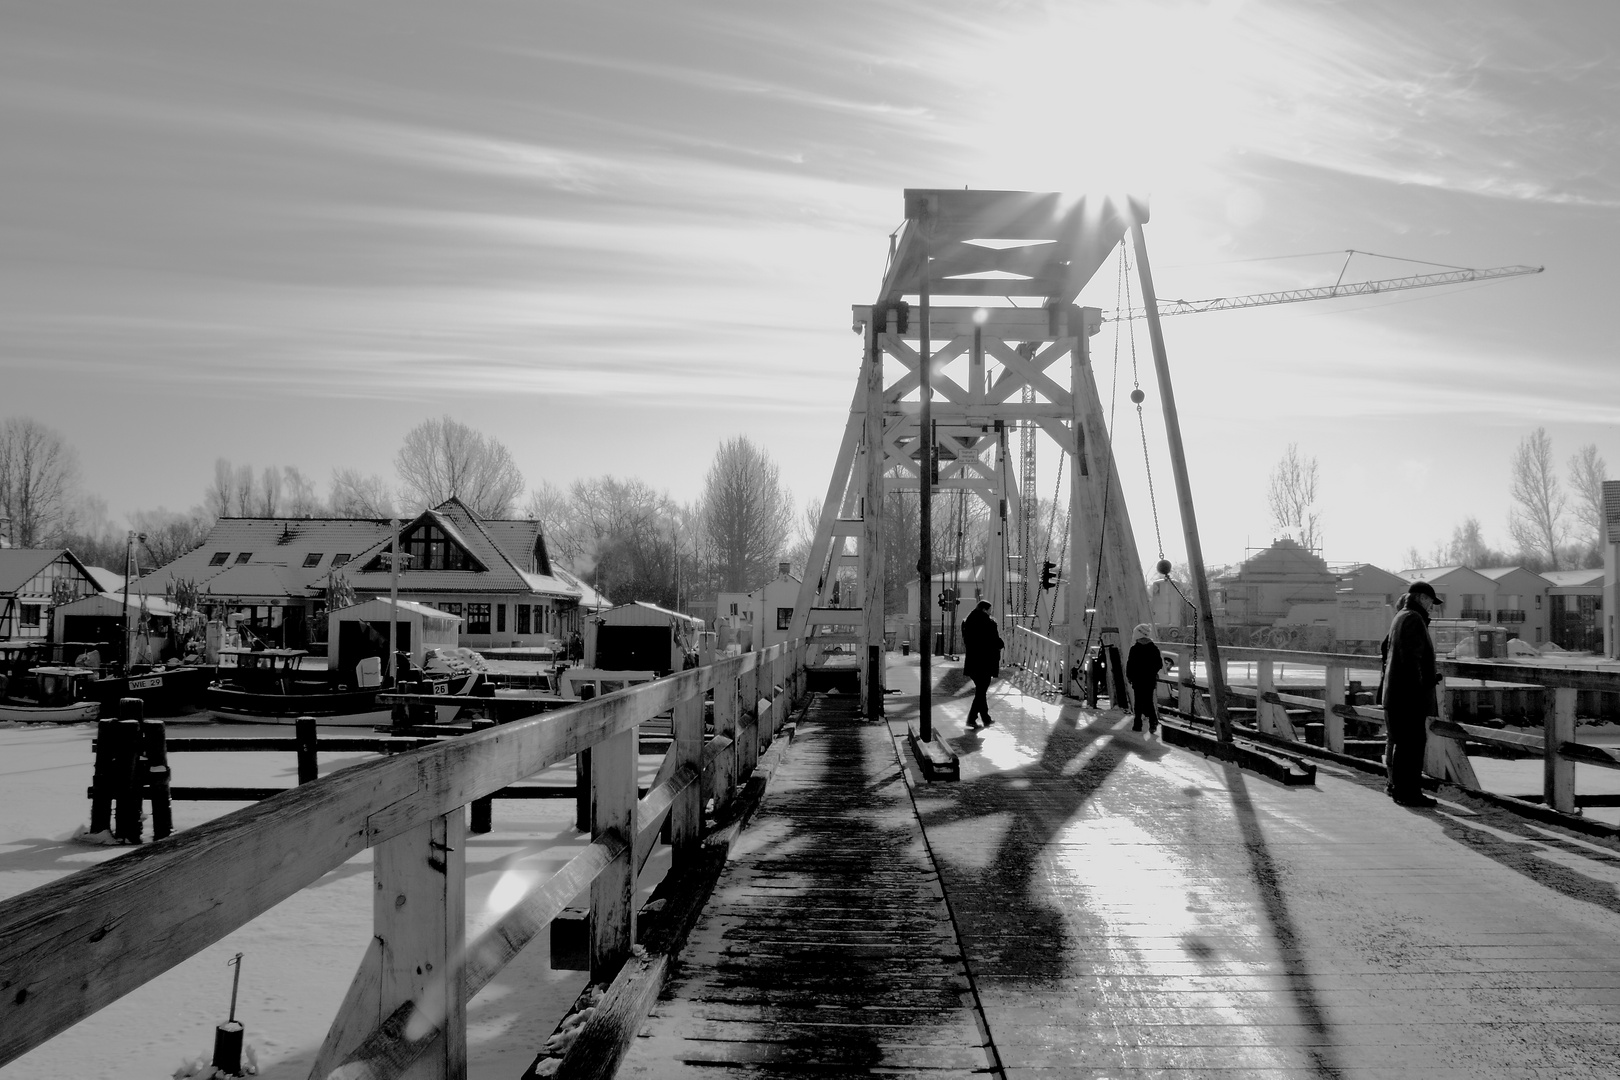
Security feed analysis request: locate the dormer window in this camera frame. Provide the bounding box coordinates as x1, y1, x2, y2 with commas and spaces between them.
303, 553, 324, 568
235, 552, 253, 564
209, 552, 230, 566
332, 554, 351, 568
403, 524, 471, 571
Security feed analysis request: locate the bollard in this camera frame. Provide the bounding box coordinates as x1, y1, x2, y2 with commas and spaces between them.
114, 698, 145, 843
294, 716, 318, 784
142, 716, 173, 841
89, 717, 120, 835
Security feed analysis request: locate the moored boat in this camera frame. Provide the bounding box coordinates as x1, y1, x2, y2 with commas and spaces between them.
0, 665, 101, 723
204, 647, 478, 725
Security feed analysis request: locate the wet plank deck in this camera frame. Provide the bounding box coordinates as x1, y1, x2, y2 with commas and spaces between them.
620, 655, 1620, 1078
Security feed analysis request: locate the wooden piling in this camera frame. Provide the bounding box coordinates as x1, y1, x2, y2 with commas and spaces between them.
89, 717, 119, 835
142, 717, 173, 841
114, 698, 144, 843
295, 716, 319, 785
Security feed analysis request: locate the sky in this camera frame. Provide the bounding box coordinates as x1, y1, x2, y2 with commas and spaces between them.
2, 0, 1617, 573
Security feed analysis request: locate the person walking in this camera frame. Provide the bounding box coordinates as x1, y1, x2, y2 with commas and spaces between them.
961, 600, 1004, 727
1383, 581, 1442, 807
1125, 623, 1165, 734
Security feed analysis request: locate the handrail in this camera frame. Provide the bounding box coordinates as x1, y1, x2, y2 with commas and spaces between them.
1007, 624, 1065, 692
1158, 643, 1620, 820
0, 637, 806, 1077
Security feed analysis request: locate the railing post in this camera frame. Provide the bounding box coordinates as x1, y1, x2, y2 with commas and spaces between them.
740, 657, 760, 766
1545, 686, 1577, 815
713, 664, 740, 815
670, 683, 703, 862
1324, 664, 1346, 755
591, 726, 638, 982
373, 810, 467, 1078
1256, 659, 1282, 738
1178, 647, 1193, 716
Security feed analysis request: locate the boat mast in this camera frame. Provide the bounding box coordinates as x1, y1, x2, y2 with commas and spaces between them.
388, 517, 400, 686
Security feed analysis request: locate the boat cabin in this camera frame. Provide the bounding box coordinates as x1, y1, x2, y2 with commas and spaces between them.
1, 664, 96, 708
215, 648, 323, 695
327, 597, 462, 688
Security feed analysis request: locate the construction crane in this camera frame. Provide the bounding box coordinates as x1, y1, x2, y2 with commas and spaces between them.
1110, 253, 1544, 320
1012, 252, 1543, 618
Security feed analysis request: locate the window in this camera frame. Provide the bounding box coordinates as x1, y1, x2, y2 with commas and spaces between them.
403, 524, 471, 571
729, 602, 738, 616
235, 552, 253, 564
776, 607, 793, 630
209, 552, 230, 566
496, 604, 506, 633
439, 602, 462, 620
516, 604, 531, 634
332, 553, 351, 568
20, 604, 41, 628
466, 603, 491, 634
1535, 595, 1543, 609
303, 553, 324, 568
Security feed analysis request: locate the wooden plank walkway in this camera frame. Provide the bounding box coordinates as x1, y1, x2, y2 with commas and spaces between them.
620, 655, 1620, 1078
618, 691, 995, 1077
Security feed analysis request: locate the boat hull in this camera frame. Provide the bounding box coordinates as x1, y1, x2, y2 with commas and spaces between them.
204, 671, 478, 726
0, 701, 100, 724
89, 666, 208, 717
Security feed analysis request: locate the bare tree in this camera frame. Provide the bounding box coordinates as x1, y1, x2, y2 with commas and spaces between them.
522, 480, 586, 569
328, 468, 394, 519
258, 466, 283, 517
1508, 427, 1568, 569
205, 459, 236, 519
233, 463, 256, 517
698, 437, 793, 593
59, 494, 127, 568
567, 475, 676, 600
0, 417, 82, 547
1266, 443, 1321, 552
130, 506, 214, 566
282, 466, 323, 517
395, 415, 525, 517
1569, 443, 1609, 558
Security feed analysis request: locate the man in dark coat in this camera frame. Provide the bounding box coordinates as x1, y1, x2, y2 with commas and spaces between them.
961, 600, 1004, 727
1383, 581, 1442, 807
1125, 623, 1164, 734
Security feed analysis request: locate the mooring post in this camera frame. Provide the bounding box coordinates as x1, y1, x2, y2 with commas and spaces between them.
294, 716, 318, 785
114, 697, 145, 843
470, 718, 496, 834
89, 716, 119, 835
142, 715, 173, 841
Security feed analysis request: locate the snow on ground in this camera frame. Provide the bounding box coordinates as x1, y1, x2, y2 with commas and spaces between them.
0, 719, 673, 1080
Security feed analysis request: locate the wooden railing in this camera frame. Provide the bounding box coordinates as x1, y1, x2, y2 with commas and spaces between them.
0, 638, 805, 1077
1007, 624, 1066, 692
1159, 644, 1620, 819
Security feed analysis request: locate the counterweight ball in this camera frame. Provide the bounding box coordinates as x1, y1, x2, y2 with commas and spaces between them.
1155, 558, 1172, 577
1130, 388, 1145, 404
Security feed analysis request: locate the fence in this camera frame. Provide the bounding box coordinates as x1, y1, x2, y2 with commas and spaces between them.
1160, 644, 1620, 821
0, 637, 805, 1078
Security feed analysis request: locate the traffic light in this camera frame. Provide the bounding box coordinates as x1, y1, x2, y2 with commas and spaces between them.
938, 588, 957, 610
1039, 561, 1058, 590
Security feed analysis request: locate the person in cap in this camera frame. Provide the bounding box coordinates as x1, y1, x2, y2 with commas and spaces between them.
1125, 623, 1165, 734
961, 599, 1004, 727
1382, 581, 1442, 807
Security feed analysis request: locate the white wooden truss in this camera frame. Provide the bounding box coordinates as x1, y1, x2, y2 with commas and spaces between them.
791, 191, 1159, 713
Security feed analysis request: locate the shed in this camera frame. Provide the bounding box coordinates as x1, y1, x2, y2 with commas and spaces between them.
327, 597, 462, 685
51, 593, 187, 662
587, 601, 705, 674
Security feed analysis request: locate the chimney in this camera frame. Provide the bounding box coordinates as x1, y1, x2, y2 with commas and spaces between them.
778, 561, 791, 577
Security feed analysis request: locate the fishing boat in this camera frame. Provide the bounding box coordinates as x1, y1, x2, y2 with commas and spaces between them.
203, 648, 478, 725
0, 663, 101, 723
1, 640, 206, 717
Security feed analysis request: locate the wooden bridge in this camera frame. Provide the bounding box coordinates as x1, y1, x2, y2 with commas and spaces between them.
5, 188, 1619, 1077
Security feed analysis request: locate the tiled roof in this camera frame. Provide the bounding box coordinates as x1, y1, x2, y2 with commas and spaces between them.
344, 498, 580, 600
131, 517, 392, 600
0, 549, 67, 593
1542, 569, 1604, 589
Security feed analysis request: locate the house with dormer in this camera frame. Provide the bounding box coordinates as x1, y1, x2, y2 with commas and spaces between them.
130, 498, 603, 651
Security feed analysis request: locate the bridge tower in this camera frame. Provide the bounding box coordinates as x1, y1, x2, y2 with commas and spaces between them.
791, 190, 1159, 718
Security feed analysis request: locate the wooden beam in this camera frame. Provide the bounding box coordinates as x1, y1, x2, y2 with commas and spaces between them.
590, 727, 637, 982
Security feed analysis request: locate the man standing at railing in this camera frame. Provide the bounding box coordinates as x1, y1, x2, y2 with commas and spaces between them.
1383, 581, 1442, 808
962, 600, 1004, 727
